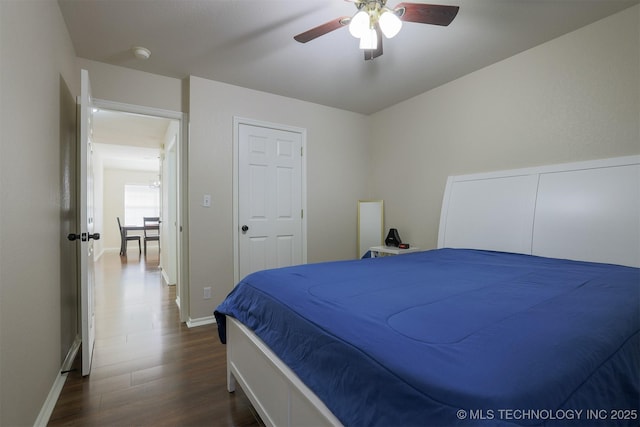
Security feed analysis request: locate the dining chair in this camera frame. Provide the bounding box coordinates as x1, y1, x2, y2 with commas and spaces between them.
117, 217, 141, 256
143, 216, 160, 255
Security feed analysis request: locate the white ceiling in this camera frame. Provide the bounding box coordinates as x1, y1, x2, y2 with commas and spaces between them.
94, 142, 161, 172
92, 109, 172, 172
92, 109, 171, 149
58, 0, 638, 115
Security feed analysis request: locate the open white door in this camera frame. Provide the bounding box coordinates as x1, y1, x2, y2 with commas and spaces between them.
79, 69, 98, 376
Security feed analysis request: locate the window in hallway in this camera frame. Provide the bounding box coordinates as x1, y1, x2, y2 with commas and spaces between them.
124, 184, 159, 226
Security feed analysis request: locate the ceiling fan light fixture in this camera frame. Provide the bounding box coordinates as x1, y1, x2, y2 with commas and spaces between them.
359, 27, 378, 50
379, 9, 402, 38
349, 10, 370, 38
293, 2, 460, 60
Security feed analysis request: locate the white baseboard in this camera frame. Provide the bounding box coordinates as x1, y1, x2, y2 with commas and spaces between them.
34, 374, 67, 427
61, 335, 81, 373
97, 247, 120, 260
34, 336, 81, 426
186, 315, 216, 328
161, 269, 176, 286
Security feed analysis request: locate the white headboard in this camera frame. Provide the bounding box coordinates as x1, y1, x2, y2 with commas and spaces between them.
438, 156, 640, 267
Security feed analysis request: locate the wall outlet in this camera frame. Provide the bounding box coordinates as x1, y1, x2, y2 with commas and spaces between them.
203, 287, 211, 299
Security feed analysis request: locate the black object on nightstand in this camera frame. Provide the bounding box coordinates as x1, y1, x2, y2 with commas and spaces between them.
385, 228, 402, 247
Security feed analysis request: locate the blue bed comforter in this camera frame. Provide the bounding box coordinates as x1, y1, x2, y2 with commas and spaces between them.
214, 249, 640, 426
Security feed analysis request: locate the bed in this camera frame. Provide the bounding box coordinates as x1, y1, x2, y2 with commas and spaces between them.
215, 155, 640, 427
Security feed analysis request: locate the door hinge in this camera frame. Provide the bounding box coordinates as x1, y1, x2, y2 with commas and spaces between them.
301, 209, 304, 219
300, 147, 303, 156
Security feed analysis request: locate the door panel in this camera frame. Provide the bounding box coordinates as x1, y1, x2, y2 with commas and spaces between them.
239, 124, 303, 279
79, 69, 96, 376
276, 168, 293, 217
249, 237, 268, 273
60, 77, 78, 363
249, 165, 268, 219
276, 236, 294, 268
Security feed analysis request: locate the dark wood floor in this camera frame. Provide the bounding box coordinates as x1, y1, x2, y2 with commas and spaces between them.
49, 249, 263, 426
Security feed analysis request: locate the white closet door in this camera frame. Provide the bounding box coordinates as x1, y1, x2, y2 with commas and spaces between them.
238, 124, 303, 279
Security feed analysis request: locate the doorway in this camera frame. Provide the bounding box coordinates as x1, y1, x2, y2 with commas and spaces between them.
91, 99, 187, 321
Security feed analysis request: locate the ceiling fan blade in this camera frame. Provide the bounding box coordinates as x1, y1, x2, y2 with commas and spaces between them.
395, 3, 459, 26
294, 16, 351, 43
364, 26, 383, 61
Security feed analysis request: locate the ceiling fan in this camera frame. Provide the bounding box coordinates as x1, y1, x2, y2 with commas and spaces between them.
294, 0, 459, 60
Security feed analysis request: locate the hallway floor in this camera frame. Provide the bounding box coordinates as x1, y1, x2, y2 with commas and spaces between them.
48, 249, 262, 426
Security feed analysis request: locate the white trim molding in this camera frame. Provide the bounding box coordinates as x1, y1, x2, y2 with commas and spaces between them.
34, 336, 81, 426
186, 315, 216, 328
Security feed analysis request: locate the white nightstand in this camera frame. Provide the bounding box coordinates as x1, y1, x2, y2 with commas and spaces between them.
369, 245, 421, 258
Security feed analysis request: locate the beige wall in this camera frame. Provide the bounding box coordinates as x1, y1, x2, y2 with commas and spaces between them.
188, 77, 369, 319
77, 58, 183, 113
0, 1, 78, 425
368, 5, 640, 251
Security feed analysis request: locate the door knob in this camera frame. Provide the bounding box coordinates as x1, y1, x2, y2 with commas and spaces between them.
67, 232, 101, 242
241, 225, 249, 233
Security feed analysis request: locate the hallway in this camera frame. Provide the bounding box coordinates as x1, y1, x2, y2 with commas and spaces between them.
48, 250, 262, 426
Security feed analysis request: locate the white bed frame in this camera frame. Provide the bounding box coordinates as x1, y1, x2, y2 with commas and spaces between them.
438, 155, 639, 268
225, 155, 640, 426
